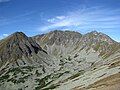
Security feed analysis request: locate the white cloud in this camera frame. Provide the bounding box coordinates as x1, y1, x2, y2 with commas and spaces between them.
0, 34, 8, 39
47, 15, 66, 23
38, 6, 120, 32
3, 34, 8, 37
47, 18, 56, 23
56, 16, 66, 20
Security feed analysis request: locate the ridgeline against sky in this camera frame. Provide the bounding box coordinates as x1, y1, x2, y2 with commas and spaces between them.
0, 0, 120, 41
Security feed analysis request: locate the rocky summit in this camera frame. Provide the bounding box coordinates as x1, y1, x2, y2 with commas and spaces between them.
0, 30, 120, 90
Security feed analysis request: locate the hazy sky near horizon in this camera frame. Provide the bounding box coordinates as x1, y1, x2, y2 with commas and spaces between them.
0, 0, 120, 41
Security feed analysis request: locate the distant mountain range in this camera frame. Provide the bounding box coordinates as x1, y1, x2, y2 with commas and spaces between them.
0, 30, 120, 90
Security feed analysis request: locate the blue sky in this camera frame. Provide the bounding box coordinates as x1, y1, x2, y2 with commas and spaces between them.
0, 0, 120, 42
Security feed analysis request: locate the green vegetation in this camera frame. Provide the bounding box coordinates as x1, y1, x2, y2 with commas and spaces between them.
34, 71, 67, 90
35, 74, 51, 90
94, 43, 100, 51
59, 59, 65, 66
0, 74, 9, 82
63, 70, 85, 83
7, 74, 30, 84
6, 66, 34, 75
7, 77, 25, 84
52, 73, 64, 79
35, 70, 42, 76
0, 66, 34, 85
74, 54, 79, 58
21, 66, 34, 70
68, 70, 85, 80
68, 56, 72, 61
18, 88, 22, 90
42, 84, 60, 90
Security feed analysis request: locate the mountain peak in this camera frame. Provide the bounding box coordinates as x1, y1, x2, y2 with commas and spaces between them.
50, 30, 82, 34
0, 30, 120, 90
0, 32, 46, 64
13, 31, 25, 35
9, 31, 27, 40
90, 30, 99, 35
84, 31, 115, 43
34, 30, 82, 46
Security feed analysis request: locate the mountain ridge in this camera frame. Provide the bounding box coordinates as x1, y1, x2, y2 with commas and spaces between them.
33, 30, 120, 59
0, 32, 46, 62
0, 30, 120, 90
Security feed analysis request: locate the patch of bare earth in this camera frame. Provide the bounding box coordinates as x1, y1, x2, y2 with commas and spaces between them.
74, 72, 120, 90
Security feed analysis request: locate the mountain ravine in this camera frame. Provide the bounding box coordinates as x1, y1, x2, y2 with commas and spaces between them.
0, 30, 120, 90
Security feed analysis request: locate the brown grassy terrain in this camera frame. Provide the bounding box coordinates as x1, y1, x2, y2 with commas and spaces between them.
76, 72, 120, 90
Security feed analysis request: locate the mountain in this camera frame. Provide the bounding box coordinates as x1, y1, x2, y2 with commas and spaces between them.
33, 30, 82, 56
33, 30, 120, 59
0, 32, 55, 90
0, 30, 120, 90
0, 32, 53, 68
0, 32, 46, 63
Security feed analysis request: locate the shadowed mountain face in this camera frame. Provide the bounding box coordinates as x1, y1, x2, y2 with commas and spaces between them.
0, 32, 54, 77
0, 30, 120, 90
0, 32, 48, 68
0, 32, 44, 61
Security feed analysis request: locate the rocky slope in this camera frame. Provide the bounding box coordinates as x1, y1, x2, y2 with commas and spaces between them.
33, 30, 82, 57
0, 32, 46, 66
33, 30, 120, 59
0, 32, 55, 90
0, 30, 120, 90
